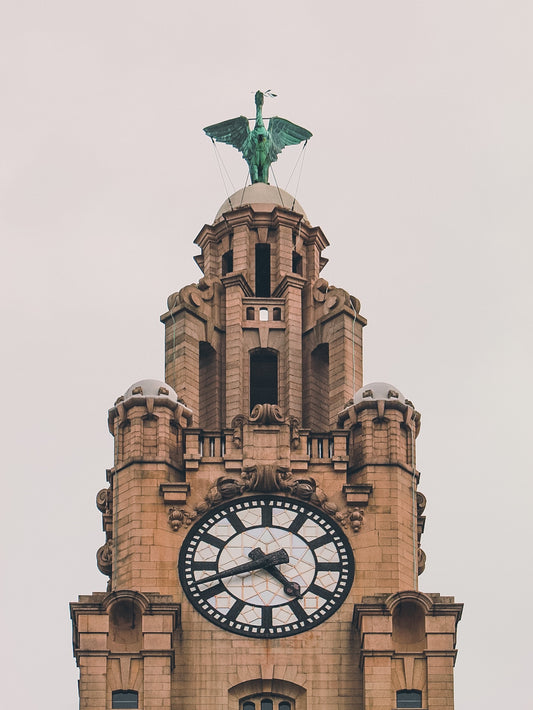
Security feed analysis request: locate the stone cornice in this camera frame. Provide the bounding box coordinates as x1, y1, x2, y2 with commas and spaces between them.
273, 273, 307, 296
221, 272, 254, 295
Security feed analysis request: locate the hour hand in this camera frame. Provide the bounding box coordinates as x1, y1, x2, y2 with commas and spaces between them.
248, 548, 301, 598
197, 548, 289, 585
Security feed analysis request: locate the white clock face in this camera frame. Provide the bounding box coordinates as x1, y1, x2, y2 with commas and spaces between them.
178, 495, 354, 638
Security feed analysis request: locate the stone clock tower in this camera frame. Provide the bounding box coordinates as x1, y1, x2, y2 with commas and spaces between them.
71, 182, 462, 710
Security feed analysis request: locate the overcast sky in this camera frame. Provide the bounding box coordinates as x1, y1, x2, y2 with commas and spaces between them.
1, 2, 532, 708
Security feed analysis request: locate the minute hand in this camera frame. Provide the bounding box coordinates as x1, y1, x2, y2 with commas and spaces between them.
198, 549, 289, 585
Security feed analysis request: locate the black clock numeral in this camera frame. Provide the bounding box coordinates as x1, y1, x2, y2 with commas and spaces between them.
192, 561, 218, 571
199, 581, 226, 597
226, 511, 245, 533
288, 599, 308, 622
201, 532, 226, 549
307, 534, 332, 550
316, 562, 341, 572
307, 583, 333, 600
226, 599, 246, 621
261, 505, 273, 527
288, 512, 307, 533
261, 606, 273, 628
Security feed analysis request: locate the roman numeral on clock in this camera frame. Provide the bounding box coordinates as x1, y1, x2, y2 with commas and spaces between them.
316, 562, 341, 572
201, 532, 226, 549
288, 599, 308, 622
226, 599, 245, 622
307, 534, 332, 550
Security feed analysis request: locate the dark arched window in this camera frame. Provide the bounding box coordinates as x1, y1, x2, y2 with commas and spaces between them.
222, 249, 233, 275
112, 690, 138, 708
396, 689, 422, 708
250, 349, 278, 410
255, 244, 271, 296
241, 700, 292, 710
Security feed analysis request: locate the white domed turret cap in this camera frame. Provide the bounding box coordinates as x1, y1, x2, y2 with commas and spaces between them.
214, 184, 308, 223
353, 382, 409, 406
123, 379, 179, 403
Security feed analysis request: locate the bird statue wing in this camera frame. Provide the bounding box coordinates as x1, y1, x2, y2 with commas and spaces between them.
268, 116, 312, 162
203, 116, 250, 152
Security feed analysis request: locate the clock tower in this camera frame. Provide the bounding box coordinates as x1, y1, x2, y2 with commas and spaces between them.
71, 180, 462, 710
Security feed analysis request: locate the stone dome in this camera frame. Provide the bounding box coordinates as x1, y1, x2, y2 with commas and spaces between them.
123, 379, 179, 403
353, 382, 408, 405
214, 183, 308, 223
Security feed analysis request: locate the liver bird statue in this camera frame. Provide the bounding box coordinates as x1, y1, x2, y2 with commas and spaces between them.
204, 90, 312, 184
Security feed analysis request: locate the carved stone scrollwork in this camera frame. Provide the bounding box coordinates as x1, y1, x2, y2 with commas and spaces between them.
416, 491, 427, 515
242, 465, 291, 492
96, 487, 112, 514
196, 476, 247, 515
312, 277, 360, 314
194, 471, 340, 520
417, 548, 426, 575
249, 403, 284, 424
337, 507, 364, 533
168, 506, 197, 531
96, 539, 113, 577
284, 477, 339, 516
167, 276, 219, 310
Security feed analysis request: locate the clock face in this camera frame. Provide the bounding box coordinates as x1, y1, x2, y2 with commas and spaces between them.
178, 495, 354, 638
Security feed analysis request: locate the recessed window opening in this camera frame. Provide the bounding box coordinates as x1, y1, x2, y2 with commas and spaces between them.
222, 249, 233, 275
250, 349, 278, 410
255, 244, 271, 296
328, 438, 334, 457
209, 437, 215, 456
259, 307, 269, 321
246, 307, 255, 320
112, 690, 138, 709
396, 689, 422, 708
292, 251, 302, 275
241, 700, 292, 710
272, 307, 281, 321
199, 436, 204, 457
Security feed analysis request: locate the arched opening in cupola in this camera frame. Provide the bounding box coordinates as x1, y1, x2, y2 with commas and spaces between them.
250, 349, 278, 411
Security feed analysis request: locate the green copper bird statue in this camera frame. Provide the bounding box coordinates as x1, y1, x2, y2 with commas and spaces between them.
204, 90, 312, 184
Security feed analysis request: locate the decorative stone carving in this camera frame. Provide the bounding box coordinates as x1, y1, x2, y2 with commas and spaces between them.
417, 548, 426, 575
196, 476, 247, 515
231, 414, 247, 448
96, 539, 113, 576
231, 410, 301, 449
312, 277, 361, 314
192, 471, 339, 521
168, 506, 197, 531
249, 403, 284, 424
167, 276, 219, 310
337, 507, 364, 533
416, 491, 427, 514
96, 487, 112, 514
242, 464, 291, 492
288, 416, 301, 447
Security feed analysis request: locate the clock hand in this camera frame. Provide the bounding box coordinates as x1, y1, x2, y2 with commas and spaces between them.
248, 548, 301, 598
197, 548, 289, 585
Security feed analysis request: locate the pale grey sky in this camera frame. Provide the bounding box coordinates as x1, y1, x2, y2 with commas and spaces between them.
1, 2, 532, 708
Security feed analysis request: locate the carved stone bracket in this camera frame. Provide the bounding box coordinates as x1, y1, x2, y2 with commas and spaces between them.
96, 539, 113, 577
96, 487, 113, 535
